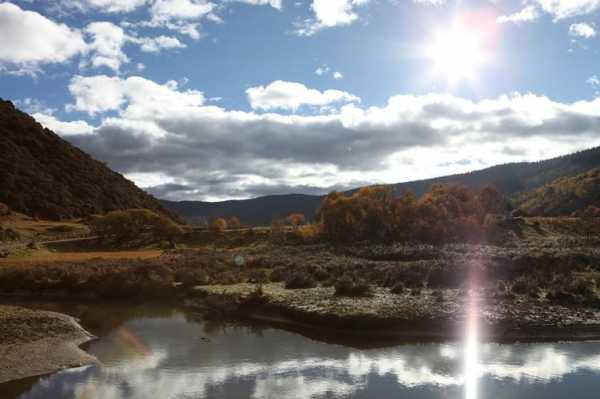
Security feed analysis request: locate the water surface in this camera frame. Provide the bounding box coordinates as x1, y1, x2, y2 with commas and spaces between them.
3, 302, 600, 399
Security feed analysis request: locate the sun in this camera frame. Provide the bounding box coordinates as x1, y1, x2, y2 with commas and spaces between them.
425, 24, 488, 85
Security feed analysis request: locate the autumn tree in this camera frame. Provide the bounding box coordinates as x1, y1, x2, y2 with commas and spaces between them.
226, 216, 241, 229
90, 209, 184, 245
270, 218, 287, 243
209, 218, 228, 237
479, 185, 506, 215
286, 213, 306, 228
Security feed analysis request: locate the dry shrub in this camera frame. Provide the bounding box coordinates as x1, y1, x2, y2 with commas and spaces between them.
334, 275, 371, 297
284, 272, 316, 289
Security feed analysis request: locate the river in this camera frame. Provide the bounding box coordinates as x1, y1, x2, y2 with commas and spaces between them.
2, 302, 600, 399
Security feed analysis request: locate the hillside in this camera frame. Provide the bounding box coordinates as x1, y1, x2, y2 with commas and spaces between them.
161, 194, 323, 226
516, 168, 600, 216
0, 99, 174, 220
162, 146, 600, 226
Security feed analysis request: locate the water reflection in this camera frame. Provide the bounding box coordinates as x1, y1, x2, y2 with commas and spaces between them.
8, 308, 600, 399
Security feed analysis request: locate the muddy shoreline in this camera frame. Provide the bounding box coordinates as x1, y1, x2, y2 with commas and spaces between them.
0, 305, 96, 384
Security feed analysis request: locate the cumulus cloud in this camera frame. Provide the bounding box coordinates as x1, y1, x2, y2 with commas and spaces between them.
233, 0, 282, 9
412, 0, 447, 5
246, 81, 360, 111
48, 75, 600, 200
0, 2, 87, 74
33, 113, 96, 136
57, 0, 148, 13
569, 22, 596, 38
133, 35, 187, 53
66, 74, 205, 118
148, 0, 216, 39
587, 75, 600, 87
497, 6, 539, 24
83, 22, 129, 72
530, 0, 600, 20
295, 0, 370, 36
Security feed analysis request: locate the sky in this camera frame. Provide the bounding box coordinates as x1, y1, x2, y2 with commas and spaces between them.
1, 0, 600, 201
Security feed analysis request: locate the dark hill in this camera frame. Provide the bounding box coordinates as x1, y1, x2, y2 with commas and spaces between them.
161, 194, 323, 227
0, 99, 174, 220
162, 146, 600, 226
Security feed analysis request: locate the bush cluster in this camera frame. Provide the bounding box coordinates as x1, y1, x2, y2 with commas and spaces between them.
318, 184, 508, 244
90, 208, 184, 245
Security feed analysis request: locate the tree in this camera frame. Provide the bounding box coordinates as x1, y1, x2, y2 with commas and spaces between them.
479, 185, 506, 215
270, 218, 287, 243
90, 209, 184, 245
286, 213, 306, 228
209, 218, 228, 237
226, 216, 241, 229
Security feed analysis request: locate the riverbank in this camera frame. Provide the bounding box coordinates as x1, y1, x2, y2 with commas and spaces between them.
0, 305, 96, 384
185, 282, 600, 342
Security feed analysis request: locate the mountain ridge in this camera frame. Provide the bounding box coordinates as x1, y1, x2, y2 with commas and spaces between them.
162, 146, 600, 226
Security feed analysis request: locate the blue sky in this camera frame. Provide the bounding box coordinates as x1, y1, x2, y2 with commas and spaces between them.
2, 0, 600, 200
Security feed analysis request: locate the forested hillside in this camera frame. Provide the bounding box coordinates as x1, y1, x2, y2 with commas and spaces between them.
0, 99, 175, 220
516, 168, 600, 216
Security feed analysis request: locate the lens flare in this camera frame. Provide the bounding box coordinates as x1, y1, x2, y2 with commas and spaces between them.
464, 259, 481, 399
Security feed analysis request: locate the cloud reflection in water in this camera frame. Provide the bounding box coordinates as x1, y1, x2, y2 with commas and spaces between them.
15, 312, 600, 399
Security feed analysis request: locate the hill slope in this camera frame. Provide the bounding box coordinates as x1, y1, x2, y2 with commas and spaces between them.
162, 147, 600, 226
161, 194, 323, 226
0, 99, 174, 220
516, 168, 600, 216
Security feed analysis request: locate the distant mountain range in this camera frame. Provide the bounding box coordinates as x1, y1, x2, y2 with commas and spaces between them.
0, 99, 175, 221
162, 146, 600, 226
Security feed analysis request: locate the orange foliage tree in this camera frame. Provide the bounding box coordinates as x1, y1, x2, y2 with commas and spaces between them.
318, 184, 507, 244
286, 213, 306, 228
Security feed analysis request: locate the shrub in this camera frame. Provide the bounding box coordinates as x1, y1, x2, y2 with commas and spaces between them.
284, 272, 316, 289
390, 282, 405, 294
90, 209, 184, 244
294, 223, 322, 244
0, 202, 10, 216
270, 218, 287, 244
334, 275, 371, 297
269, 266, 289, 282
209, 218, 228, 236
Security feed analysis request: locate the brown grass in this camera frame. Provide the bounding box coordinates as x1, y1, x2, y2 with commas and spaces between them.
0, 250, 162, 266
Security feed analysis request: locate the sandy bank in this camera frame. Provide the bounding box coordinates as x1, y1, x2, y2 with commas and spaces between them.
0, 305, 96, 384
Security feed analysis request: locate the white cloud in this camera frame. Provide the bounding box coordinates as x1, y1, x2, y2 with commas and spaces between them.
295, 0, 370, 36
234, 0, 282, 9
66, 75, 126, 115
53, 75, 600, 200
83, 22, 129, 72
246, 80, 360, 111
531, 0, 600, 20
412, 0, 447, 5
333, 71, 343, 80
133, 35, 187, 53
569, 22, 596, 38
587, 75, 600, 86
60, 0, 148, 13
0, 2, 86, 74
151, 0, 215, 21
33, 112, 95, 136
145, 0, 216, 39
66, 75, 205, 118
315, 65, 330, 76
497, 6, 539, 24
